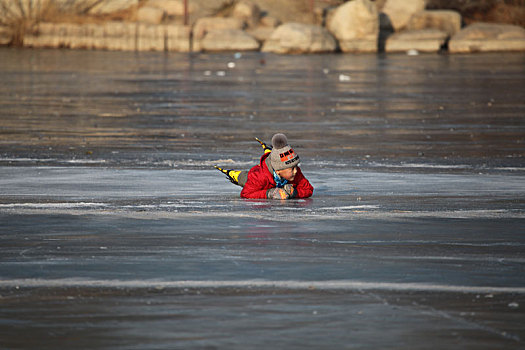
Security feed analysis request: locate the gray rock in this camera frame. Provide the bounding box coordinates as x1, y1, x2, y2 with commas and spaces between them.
386, 29, 447, 52
326, 0, 379, 53
381, 0, 426, 31
200, 29, 259, 52
406, 10, 462, 37
262, 23, 336, 54
449, 23, 525, 53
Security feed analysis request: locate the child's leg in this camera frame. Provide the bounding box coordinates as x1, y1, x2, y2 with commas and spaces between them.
237, 171, 248, 187
214, 166, 248, 187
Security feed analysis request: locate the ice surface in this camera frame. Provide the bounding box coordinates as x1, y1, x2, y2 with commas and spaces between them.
1, 49, 524, 349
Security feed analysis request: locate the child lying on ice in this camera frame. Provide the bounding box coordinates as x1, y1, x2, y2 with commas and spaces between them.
215, 133, 313, 200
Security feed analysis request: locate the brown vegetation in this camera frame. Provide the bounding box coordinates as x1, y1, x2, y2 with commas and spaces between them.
0, 0, 136, 45
427, 0, 525, 27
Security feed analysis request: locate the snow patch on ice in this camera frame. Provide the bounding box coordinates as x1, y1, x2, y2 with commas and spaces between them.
1, 278, 525, 294
319, 205, 380, 210
369, 162, 472, 170
0, 202, 108, 209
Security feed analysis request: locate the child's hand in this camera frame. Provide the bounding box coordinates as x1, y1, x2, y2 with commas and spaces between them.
283, 184, 297, 198
266, 187, 289, 200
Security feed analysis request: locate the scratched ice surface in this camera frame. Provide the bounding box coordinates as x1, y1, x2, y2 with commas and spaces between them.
0, 49, 524, 349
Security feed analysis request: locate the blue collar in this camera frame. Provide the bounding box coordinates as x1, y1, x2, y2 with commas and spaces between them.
273, 170, 288, 188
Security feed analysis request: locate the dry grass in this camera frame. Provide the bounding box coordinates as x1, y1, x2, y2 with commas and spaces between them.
427, 0, 525, 27
0, 0, 136, 45
481, 1, 525, 26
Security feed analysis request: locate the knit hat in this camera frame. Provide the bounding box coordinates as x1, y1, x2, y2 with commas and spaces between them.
270, 133, 300, 171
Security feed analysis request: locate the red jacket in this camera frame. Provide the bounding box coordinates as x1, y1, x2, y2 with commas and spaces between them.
241, 153, 314, 199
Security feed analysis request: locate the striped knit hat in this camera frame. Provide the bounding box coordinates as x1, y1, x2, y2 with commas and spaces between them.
270, 133, 300, 171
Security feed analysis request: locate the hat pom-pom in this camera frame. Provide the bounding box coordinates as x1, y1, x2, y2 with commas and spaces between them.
272, 133, 288, 149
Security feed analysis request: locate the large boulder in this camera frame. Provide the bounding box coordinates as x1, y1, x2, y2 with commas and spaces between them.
232, 0, 261, 28
145, 0, 198, 16
406, 10, 461, 37
137, 6, 166, 24
385, 29, 447, 52
449, 23, 525, 53
200, 29, 259, 51
326, 0, 379, 53
381, 0, 426, 31
262, 23, 337, 54
193, 17, 245, 41
249, 15, 281, 42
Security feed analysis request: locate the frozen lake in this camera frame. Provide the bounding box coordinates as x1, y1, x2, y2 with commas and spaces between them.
0, 48, 524, 349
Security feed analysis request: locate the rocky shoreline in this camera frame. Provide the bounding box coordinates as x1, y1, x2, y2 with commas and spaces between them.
1, 0, 525, 53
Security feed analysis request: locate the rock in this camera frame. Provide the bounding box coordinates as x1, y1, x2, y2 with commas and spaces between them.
406, 10, 462, 37
136, 23, 165, 50
89, 0, 138, 15
166, 25, 191, 51
104, 22, 137, 51
193, 17, 245, 41
145, 0, 198, 16
326, 0, 379, 53
24, 21, 187, 52
137, 6, 166, 24
200, 29, 259, 52
232, 0, 261, 28
25, 23, 68, 49
25, 22, 90, 49
449, 23, 525, 53
23, 23, 51, 48
247, 26, 275, 43
261, 23, 337, 54
381, 0, 426, 31
260, 15, 281, 28
22, 21, 191, 52
374, 0, 388, 11
0, 26, 12, 45
385, 29, 447, 52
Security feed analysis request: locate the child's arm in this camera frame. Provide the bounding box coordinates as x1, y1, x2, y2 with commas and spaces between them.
293, 168, 314, 198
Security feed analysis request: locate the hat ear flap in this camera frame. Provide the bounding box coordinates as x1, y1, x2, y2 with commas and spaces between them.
271, 133, 288, 149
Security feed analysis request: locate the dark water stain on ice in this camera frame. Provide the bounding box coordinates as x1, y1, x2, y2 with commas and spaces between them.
0, 48, 524, 349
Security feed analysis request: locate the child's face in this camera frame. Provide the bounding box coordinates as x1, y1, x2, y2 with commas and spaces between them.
277, 166, 298, 181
